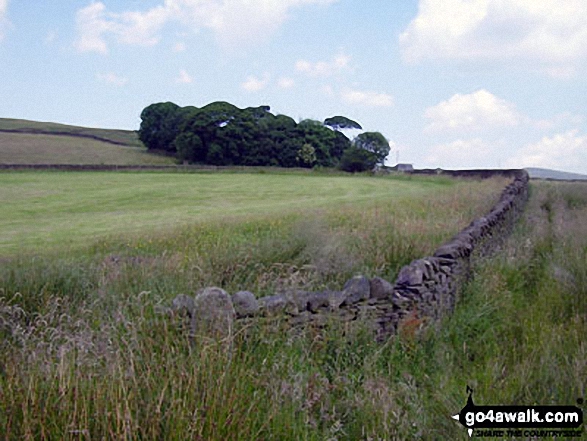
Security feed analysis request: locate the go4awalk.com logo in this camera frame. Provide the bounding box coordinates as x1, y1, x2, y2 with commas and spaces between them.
452, 387, 584, 438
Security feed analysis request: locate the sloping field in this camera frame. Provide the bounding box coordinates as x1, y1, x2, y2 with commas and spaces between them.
0, 117, 143, 147
0, 132, 175, 165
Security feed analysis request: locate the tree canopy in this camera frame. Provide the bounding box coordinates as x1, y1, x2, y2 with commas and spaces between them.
352, 132, 390, 165
138, 101, 388, 171
324, 116, 363, 131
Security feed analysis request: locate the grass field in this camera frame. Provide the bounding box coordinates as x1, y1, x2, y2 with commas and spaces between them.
1, 171, 584, 439
0, 118, 143, 147
0, 132, 175, 166
0, 171, 505, 257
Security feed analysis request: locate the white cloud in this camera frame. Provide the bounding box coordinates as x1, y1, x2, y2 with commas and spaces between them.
176, 69, 193, 84
295, 53, 350, 77
96, 72, 128, 86
425, 138, 496, 169
400, 0, 587, 76
534, 112, 585, 131
425, 89, 522, 132
341, 88, 393, 107
75, 0, 337, 53
75, 3, 114, 54
505, 130, 587, 173
75, 2, 170, 54
241, 73, 270, 92
173, 41, 186, 52
277, 77, 295, 89
321, 85, 335, 97
0, 0, 11, 41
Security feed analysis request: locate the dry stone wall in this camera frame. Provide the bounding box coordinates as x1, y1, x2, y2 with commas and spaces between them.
170, 170, 530, 340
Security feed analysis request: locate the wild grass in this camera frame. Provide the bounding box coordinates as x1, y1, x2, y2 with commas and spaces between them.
1, 174, 584, 439
0, 172, 506, 309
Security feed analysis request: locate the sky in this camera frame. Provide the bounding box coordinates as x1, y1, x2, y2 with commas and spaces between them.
0, 0, 586, 173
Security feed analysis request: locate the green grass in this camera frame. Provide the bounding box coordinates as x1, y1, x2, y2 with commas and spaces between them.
3, 173, 583, 440
0, 117, 143, 147
0, 132, 175, 166
0, 171, 504, 257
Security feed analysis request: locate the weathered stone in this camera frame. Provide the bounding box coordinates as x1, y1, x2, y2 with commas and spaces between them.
193, 287, 235, 338
439, 265, 453, 274
341, 276, 371, 305
435, 257, 457, 266
284, 298, 300, 316
289, 290, 313, 311
171, 294, 195, 317
370, 277, 394, 299
434, 244, 457, 259
391, 290, 414, 307
326, 290, 346, 310
403, 285, 428, 295
231, 291, 259, 318
396, 262, 425, 286
258, 295, 287, 315
306, 291, 330, 312
338, 310, 357, 322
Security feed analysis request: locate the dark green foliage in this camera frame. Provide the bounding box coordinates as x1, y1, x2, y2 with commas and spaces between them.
324, 115, 362, 130
352, 132, 390, 165
138, 102, 182, 152
339, 147, 378, 172
172, 132, 204, 163
331, 131, 351, 163
296, 120, 335, 167
138, 101, 379, 169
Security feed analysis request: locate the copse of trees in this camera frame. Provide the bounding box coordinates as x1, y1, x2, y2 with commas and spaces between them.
138, 101, 390, 171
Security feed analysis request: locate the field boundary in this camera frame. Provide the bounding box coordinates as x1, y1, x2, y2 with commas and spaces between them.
0, 129, 142, 147
0, 163, 524, 177
169, 169, 530, 340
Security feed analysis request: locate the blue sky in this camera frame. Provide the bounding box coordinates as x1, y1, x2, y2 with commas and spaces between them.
1, 0, 586, 173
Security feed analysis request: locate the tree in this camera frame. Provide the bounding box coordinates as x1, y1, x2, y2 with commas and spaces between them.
297, 119, 335, 167
296, 143, 317, 167
172, 132, 204, 163
138, 100, 390, 169
352, 132, 390, 165
339, 147, 377, 172
138, 102, 181, 152
324, 115, 362, 131
330, 131, 351, 164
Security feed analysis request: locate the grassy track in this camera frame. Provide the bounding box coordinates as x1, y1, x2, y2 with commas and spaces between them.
0, 132, 174, 166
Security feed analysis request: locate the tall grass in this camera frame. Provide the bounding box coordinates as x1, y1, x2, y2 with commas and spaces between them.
2, 177, 584, 439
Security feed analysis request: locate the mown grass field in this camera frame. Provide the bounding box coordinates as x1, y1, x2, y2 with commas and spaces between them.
0, 118, 143, 147
0, 171, 505, 257
0, 132, 175, 166
0, 171, 585, 440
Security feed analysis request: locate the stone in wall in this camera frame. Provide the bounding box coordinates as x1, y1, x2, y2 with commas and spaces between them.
341, 276, 371, 305
171, 294, 195, 318
370, 277, 394, 299
167, 170, 530, 341
258, 295, 285, 315
193, 287, 235, 338
232, 291, 259, 318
